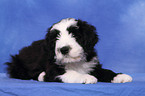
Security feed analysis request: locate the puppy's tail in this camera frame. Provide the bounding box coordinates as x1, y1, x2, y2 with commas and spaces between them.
5, 55, 30, 80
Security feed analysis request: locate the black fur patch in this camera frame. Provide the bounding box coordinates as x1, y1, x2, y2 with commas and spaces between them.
67, 20, 99, 61
6, 28, 65, 82
90, 63, 119, 82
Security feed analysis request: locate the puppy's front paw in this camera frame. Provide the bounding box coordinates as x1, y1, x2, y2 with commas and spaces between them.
81, 74, 98, 84
111, 74, 132, 83
58, 70, 97, 84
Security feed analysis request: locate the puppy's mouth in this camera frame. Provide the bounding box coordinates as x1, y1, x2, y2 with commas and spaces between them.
56, 55, 83, 64
64, 55, 82, 61
71, 56, 81, 60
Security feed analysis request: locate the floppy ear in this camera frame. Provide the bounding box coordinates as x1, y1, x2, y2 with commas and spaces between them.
45, 28, 60, 61
77, 20, 99, 47
77, 20, 99, 61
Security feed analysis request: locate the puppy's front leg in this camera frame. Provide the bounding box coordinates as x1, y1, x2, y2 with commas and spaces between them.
38, 64, 65, 82
90, 66, 132, 83
57, 70, 98, 84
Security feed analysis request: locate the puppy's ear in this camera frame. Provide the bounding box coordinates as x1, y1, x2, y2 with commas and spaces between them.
77, 20, 99, 48
45, 29, 60, 48
45, 28, 60, 60
76, 20, 99, 61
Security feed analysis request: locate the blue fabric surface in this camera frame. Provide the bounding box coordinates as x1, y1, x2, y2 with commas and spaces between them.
0, 73, 145, 96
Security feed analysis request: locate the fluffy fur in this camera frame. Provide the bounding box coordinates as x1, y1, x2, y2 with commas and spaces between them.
6, 18, 132, 84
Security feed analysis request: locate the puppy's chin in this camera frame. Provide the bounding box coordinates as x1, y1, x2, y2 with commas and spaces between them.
56, 56, 84, 64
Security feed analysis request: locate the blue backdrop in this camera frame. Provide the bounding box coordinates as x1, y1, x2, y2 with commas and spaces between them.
0, 0, 145, 73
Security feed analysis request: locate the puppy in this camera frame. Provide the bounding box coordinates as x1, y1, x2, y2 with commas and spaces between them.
6, 18, 132, 84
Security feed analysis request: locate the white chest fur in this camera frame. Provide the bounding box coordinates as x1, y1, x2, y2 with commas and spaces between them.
57, 57, 99, 84
65, 57, 98, 74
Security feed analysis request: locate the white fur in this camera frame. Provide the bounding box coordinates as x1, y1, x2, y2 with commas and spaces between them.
111, 74, 133, 83
51, 18, 77, 31
57, 70, 98, 84
65, 57, 98, 74
38, 71, 46, 81
57, 57, 98, 84
52, 18, 84, 64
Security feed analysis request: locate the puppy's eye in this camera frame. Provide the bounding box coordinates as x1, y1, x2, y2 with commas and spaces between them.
71, 26, 79, 31
73, 26, 79, 30
57, 48, 60, 52
71, 34, 75, 37
67, 26, 79, 34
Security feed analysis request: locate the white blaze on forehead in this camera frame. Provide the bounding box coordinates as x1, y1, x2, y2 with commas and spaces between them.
52, 18, 84, 63
53, 18, 79, 48
51, 18, 77, 31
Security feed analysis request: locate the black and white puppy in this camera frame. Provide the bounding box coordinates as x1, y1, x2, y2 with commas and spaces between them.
6, 18, 132, 84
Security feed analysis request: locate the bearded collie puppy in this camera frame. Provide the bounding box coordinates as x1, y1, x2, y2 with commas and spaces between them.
6, 18, 132, 84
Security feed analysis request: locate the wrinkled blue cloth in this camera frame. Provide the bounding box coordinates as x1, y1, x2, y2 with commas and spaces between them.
0, 73, 145, 96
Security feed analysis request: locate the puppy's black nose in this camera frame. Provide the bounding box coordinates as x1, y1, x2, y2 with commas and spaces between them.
60, 46, 70, 55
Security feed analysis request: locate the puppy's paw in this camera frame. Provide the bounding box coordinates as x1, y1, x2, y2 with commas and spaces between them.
111, 74, 132, 83
81, 74, 98, 84
58, 70, 97, 84
38, 71, 46, 81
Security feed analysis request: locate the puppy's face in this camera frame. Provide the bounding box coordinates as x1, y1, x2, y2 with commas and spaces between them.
48, 18, 98, 64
